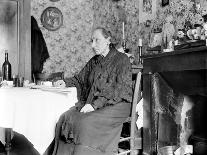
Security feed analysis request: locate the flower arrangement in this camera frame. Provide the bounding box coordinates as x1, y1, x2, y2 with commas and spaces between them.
152, 0, 205, 31
149, 0, 207, 47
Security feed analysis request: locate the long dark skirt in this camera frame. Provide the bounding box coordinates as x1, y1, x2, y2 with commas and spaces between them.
49, 102, 131, 155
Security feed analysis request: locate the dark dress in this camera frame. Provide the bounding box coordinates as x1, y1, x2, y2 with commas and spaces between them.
49, 47, 132, 155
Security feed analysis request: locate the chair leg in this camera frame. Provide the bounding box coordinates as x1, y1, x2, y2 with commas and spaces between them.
5, 128, 12, 155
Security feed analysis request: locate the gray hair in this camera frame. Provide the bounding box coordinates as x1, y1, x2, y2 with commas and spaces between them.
94, 27, 112, 39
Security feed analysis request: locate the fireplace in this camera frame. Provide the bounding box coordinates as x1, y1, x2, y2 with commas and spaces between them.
142, 46, 207, 155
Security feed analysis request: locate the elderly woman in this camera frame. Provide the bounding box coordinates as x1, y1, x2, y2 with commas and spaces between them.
50, 27, 132, 155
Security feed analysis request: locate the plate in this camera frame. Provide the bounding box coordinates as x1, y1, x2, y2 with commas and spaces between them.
30, 85, 61, 89
30, 85, 71, 94
40, 87, 71, 93
41, 7, 63, 31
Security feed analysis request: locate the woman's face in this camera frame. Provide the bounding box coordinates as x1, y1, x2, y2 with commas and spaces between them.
91, 29, 110, 56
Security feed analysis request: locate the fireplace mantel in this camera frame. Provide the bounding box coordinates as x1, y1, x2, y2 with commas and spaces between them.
143, 46, 207, 74
142, 46, 207, 155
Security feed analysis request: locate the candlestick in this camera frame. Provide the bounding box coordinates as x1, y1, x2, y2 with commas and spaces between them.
138, 39, 143, 64
138, 38, 142, 47
138, 45, 142, 64
122, 39, 126, 52
122, 22, 125, 40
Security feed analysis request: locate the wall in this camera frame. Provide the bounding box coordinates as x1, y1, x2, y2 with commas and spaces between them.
31, 0, 94, 78
0, 0, 31, 80
31, 0, 207, 77
93, 0, 140, 54
31, 0, 140, 77
0, 2, 18, 76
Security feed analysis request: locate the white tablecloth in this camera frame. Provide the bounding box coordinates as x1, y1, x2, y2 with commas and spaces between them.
0, 87, 77, 154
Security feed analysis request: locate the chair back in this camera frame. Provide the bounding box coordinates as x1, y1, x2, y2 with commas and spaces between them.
118, 68, 142, 155
130, 71, 142, 151
33, 72, 64, 84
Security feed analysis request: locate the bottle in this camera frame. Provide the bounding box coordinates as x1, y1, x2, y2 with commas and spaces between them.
2, 51, 12, 81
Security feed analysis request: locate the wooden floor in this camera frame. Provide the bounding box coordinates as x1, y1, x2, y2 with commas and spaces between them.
0, 132, 40, 155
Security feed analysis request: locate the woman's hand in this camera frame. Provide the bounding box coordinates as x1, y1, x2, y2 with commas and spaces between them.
53, 80, 66, 88
80, 104, 94, 113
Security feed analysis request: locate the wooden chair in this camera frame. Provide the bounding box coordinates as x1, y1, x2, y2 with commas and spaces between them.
33, 72, 64, 84
117, 69, 143, 155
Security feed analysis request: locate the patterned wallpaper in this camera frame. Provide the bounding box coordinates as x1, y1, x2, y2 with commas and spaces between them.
92, 0, 140, 63
31, 0, 207, 77
31, 0, 94, 78
31, 0, 141, 77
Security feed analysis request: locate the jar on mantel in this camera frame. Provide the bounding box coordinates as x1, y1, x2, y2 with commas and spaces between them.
2, 51, 12, 81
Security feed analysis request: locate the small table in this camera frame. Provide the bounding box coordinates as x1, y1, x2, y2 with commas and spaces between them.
0, 87, 77, 155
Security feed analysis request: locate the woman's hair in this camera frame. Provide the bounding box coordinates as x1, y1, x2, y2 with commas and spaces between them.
94, 27, 112, 39
93, 27, 115, 49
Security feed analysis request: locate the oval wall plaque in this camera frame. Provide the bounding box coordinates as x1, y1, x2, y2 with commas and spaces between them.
41, 7, 63, 31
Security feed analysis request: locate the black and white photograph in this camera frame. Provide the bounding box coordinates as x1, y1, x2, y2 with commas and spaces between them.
0, 0, 206, 155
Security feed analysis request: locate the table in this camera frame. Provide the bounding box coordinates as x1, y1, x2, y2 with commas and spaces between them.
0, 87, 77, 154
142, 46, 207, 154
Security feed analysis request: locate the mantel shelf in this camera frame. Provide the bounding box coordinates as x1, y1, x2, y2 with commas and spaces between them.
142, 46, 207, 74
142, 46, 207, 59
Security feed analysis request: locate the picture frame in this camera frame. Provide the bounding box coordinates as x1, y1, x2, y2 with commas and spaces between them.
139, 0, 157, 24
162, 0, 169, 7
41, 7, 63, 31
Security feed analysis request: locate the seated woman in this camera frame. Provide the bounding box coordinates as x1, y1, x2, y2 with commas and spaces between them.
50, 27, 133, 155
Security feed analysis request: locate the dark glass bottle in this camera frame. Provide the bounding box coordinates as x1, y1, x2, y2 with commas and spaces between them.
2, 51, 12, 81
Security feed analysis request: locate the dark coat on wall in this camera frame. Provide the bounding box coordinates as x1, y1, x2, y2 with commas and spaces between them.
31, 16, 49, 76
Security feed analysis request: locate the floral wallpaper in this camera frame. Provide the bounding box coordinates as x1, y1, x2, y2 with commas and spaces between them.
31, 0, 207, 77
31, 0, 94, 78
154, 0, 204, 30
93, 0, 140, 63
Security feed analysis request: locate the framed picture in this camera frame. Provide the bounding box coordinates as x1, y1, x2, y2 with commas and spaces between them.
162, 0, 169, 7
139, 0, 157, 24
41, 7, 63, 31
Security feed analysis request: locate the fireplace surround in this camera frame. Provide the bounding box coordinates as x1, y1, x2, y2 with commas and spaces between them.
142, 46, 207, 155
